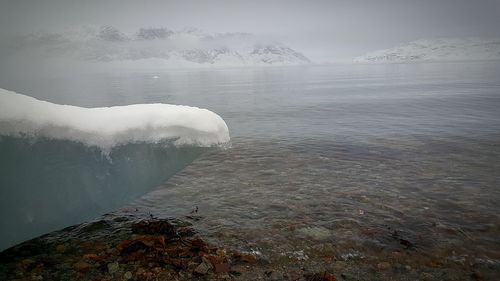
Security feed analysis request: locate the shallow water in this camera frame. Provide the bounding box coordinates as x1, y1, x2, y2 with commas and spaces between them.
2, 62, 500, 279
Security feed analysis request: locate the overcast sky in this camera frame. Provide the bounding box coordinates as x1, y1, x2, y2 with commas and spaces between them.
1, 0, 500, 61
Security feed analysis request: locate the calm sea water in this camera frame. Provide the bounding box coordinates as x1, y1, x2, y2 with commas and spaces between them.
3, 62, 500, 278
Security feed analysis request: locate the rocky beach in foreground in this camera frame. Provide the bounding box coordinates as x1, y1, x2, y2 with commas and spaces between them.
1, 209, 499, 281
0, 215, 337, 281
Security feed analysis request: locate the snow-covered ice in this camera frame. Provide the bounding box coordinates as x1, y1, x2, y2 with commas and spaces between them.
0, 88, 230, 152
0, 88, 229, 250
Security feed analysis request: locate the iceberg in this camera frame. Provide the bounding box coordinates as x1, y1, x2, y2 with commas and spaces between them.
0, 88, 230, 250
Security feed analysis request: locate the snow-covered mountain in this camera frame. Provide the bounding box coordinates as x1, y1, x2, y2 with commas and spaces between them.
5, 25, 310, 67
354, 38, 500, 63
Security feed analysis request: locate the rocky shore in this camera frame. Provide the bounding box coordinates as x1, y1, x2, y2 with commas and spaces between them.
0, 217, 336, 281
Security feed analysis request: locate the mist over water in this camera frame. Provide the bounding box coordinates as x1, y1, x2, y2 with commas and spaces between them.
2, 0, 500, 62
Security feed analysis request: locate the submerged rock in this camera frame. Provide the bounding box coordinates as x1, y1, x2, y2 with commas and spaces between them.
123, 271, 133, 279
0, 217, 277, 280
304, 271, 336, 281
107, 261, 119, 274
194, 259, 212, 275
73, 261, 91, 271
55, 244, 66, 253
377, 261, 391, 271
297, 226, 331, 240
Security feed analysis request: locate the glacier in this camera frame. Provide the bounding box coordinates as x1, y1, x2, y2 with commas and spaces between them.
354, 38, 500, 63
0, 88, 230, 250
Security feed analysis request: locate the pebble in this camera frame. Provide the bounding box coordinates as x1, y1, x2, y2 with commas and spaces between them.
55, 244, 66, 253
123, 271, 133, 279
107, 262, 120, 274
377, 262, 391, 270
238, 253, 257, 263
73, 261, 90, 271
270, 271, 284, 280
213, 262, 231, 273
216, 248, 226, 257
334, 261, 346, 272
194, 261, 211, 275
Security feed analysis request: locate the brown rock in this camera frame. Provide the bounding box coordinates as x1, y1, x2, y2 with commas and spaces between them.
189, 238, 206, 251
74, 261, 91, 271
429, 260, 443, 268
391, 251, 403, 258
206, 255, 223, 267
194, 260, 211, 275
236, 253, 257, 263
116, 239, 134, 252
216, 248, 226, 257
136, 235, 166, 249
305, 272, 336, 281
377, 262, 391, 271
55, 244, 66, 253
213, 262, 230, 274
82, 253, 105, 263
230, 265, 250, 274
334, 261, 346, 272
361, 228, 380, 236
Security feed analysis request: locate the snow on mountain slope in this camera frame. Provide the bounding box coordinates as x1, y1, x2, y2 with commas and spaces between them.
5, 26, 311, 67
354, 38, 500, 63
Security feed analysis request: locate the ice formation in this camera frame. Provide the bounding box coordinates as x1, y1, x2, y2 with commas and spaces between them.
0, 88, 230, 250
0, 88, 229, 152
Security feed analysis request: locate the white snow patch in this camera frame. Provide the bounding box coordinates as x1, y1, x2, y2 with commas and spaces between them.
0, 88, 230, 151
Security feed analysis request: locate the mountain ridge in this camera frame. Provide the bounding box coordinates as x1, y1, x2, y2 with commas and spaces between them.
354, 38, 500, 63
4, 25, 311, 67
